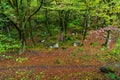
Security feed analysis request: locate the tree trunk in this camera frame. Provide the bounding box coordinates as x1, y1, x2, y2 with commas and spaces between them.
29, 20, 35, 46
45, 8, 51, 36
20, 30, 26, 51
64, 10, 69, 34
59, 10, 64, 41
83, 5, 90, 40
104, 30, 111, 47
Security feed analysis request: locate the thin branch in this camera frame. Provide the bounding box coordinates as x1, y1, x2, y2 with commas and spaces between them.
26, 0, 44, 23
22, 0, 43, 28
7, 0, 14, 8
0, 13, 20, 32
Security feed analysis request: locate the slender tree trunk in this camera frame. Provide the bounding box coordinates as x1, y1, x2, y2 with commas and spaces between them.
64, 10, 69, 34
58, 10, 69, 42
45, 8, 51, 36
104, 30, 111, 47
18, 21, 27, 50
6, 26, 11, 37
83, 5, 90, 40
29, 20, 35, 46
20, 30, 26, 52
59, 10, 64, 41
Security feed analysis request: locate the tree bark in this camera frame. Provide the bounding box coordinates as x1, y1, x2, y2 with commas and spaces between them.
83, 4, 90, 40
29, 20, 35, 46
45, 6, 51, 36
104, 30, 111, 47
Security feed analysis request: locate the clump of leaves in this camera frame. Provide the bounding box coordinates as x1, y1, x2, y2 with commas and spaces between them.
79, 47, 84, 52
54, 58, 61, 64
33, 75, 40, 80
101, 46, 107, 51
39, 71, 45, 79
16, 57, 28, 63
71, 52, 76, 59
0, 34, 21, 54
100, 38, 120, 63
113, 38, 120, 55
105, 73, 117, 80
33, 72, 45, 80
90, 42, 99, 47
53, 75, 60, 80
61, 45, 68, 50
79, 55, 91, 61
0, 54, 13, 59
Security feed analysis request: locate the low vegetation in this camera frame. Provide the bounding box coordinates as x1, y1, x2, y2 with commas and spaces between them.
0, 0, 120, 79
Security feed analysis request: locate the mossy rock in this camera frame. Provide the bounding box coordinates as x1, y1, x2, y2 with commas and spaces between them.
62, 46, 68, 50
100, 66, 115, 73
100, 63, 120, 74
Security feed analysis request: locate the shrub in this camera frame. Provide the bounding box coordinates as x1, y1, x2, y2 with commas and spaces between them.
0, 34, 21, 54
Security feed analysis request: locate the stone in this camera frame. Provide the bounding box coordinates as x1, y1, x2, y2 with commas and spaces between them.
53, 43, 59, 48
100, 63, 120, 73
100, 66, 115, 73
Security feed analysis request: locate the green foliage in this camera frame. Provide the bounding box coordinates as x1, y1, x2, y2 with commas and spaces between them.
90, 42, 99, 47
33, 72, 45, 80
113, 38, 120, 55
79, 54, 91, 61
54, 58, 61, 64
101, 46, 107, 51
71, 53, 76, 59
100, 38, 120, 63
16, 57, 28, 63
33, 75, 40, 80
105, 72, 120, 80
0, 54, 13, 59
78, 47, 84, 52
0, 34, 21, 54
39, 72, 45, 79
71, 50, 78, 59
0, 0, 120, 49
61, 45, 68, 50
53, 76, 60, 80
49, 24, 59, 35
105, 73, 116, 80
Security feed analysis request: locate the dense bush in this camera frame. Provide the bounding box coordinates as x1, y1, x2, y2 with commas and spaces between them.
0, 34, 21, 54
113, 38, 120, 55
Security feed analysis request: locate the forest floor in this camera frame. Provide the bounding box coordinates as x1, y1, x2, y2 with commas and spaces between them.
0, 30, 119, 80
